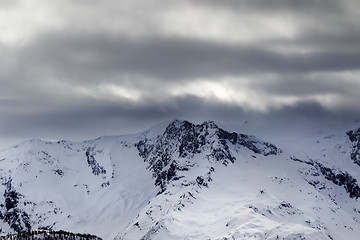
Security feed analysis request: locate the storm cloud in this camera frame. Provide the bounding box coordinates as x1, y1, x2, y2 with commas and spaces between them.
1, 0, 360, 148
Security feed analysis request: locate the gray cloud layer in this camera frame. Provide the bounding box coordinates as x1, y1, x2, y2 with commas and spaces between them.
1, 0, 360, 148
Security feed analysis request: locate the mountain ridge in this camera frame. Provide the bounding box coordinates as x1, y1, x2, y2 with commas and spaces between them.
0, 120, 359, 239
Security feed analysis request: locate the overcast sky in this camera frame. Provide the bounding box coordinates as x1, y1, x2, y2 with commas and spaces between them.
1, 0, 360, 149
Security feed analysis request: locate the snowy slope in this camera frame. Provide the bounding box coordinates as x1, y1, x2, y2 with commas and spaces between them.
115, 120, 360, 240
0, 134, 159, 239
0, 120, 359, 240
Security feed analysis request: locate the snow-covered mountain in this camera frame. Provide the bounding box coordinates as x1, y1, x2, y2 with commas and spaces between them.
0, 120, 359, 240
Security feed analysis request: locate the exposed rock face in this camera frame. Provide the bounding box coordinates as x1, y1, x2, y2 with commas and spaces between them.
316, 163, 360, 199
85, 148, 106, 176
136, 120, 281, 192
115, 120, 284, 239
0, 179, 31, 234
347, 128, 360, 166
291, 157, 360, 199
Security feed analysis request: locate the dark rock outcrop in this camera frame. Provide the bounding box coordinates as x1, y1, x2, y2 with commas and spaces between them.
0, 179, 31, 233
136, 120, 281, 192
85, 148, 106, 176
347, 128, 360, 166
316, 163, 360, 199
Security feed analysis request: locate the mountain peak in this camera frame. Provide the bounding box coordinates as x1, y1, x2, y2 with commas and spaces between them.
136, 119, 281, 193
0, 120, 359, 240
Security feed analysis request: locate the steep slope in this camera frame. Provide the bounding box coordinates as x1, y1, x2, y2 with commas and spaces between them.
0, 120, 359, 240
0, 134, 158, 239
116, 121, 360, 240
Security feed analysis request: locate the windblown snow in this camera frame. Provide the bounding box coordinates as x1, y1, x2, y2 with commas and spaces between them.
0, 120, 359, 240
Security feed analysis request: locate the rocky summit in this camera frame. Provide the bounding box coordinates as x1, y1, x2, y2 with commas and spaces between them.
0, 120, 359, 240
